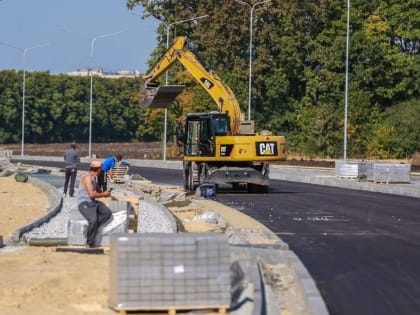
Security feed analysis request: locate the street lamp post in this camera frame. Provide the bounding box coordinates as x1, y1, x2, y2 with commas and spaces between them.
235, 0, 271, 121
162, 14, 208, 161
343, 0, 350, 160
88, 31, 124, 158
0, 41, 50, 156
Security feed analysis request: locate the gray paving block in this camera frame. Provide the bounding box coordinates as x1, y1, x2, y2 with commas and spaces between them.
109, 200, 131, 214
109, 233, 231, 309
67, 205, 128, 246
371, 163, 411, 183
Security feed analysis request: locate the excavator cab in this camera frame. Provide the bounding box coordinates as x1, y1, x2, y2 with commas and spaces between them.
184, 113, 230, 157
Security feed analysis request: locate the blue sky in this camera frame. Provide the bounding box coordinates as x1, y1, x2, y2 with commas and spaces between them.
0, 0, 159, 74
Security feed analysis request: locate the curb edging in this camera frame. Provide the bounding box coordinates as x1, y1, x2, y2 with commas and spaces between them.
7, 176, 63, 245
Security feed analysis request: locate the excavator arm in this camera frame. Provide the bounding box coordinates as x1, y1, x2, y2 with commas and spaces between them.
141, 36, 242, 135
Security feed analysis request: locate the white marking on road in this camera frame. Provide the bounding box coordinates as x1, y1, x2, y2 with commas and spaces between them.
307, 216, 349, 222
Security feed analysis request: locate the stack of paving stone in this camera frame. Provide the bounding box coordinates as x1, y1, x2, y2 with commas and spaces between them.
0, 149, 12, 164
367, 162, 411, 183
67, 200, 132, 246
108, 233, 231, 312
335, 159, 367, 178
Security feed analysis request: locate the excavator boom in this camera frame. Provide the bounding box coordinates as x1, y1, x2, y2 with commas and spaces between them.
141, 36, 242, 135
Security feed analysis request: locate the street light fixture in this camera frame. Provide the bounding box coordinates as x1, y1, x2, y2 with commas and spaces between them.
234, 0, 271, 121
162, 14, 208, 161
88, 30, 124, 158
0, 41, 50, 156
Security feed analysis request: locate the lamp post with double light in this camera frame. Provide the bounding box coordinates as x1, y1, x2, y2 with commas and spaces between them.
162, 14, 208, 161
88, 31, 124, 158
0, 41, 50, 156
234, 0, 271, 121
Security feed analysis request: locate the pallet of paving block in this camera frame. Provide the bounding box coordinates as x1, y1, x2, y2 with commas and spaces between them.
113, 304, 229, 315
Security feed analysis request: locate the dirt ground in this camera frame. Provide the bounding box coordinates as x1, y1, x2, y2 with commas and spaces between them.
0, 177, 48, 239
0, 176, 116, 315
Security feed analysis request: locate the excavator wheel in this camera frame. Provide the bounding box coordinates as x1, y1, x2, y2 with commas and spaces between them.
190, 162, 200, 191
184, 162, 199, 191
188, 164, 194, 191
260, 185, 269, 194
198, 163, 208, 185
247, 183, 269, 194
183, 161, 190, 190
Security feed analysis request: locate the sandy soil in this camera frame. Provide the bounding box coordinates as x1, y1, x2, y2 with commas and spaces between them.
0, 176, 114, 315
0, 177, 48, 239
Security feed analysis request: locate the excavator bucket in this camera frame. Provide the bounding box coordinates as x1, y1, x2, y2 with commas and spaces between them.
141, 85, 185, 109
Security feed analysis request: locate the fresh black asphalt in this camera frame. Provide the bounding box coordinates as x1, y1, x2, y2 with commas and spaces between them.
216, 180, 420, 315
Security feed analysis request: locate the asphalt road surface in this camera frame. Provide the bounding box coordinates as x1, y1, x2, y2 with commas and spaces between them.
215, 180, 420, 315
12, 160, 420, 315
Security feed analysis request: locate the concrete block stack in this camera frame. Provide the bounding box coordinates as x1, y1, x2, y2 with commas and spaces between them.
335, 159, 367, 178
0, 149, 12, 164
109, 233, 231, 311
67, 200, 131, 246
370, 163, 411, 183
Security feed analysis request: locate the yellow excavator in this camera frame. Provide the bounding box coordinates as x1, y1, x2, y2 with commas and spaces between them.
141, 36, 286, 193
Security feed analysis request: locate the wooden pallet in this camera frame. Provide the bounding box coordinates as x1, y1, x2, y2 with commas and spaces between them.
113, 305, 228, 315
56, 245, 108, 254
336, 176, 358, 180
111, 165, 129, 183
372, 180, 409, 184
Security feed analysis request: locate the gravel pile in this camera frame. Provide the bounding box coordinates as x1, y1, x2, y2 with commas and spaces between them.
137, 197, 175, 233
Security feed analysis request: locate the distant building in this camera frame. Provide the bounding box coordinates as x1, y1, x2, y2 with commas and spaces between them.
66, 68, 142, 78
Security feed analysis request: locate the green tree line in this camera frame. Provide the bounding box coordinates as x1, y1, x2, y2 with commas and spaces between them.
0, 0, 419, 159
128, 0, 419, 159
0, 70, 152, 143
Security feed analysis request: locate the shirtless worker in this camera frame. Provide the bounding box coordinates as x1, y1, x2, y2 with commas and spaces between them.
77, 160, 113, 248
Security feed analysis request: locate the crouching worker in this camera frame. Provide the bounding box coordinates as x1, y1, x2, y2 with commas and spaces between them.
77, 160, 113, 248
